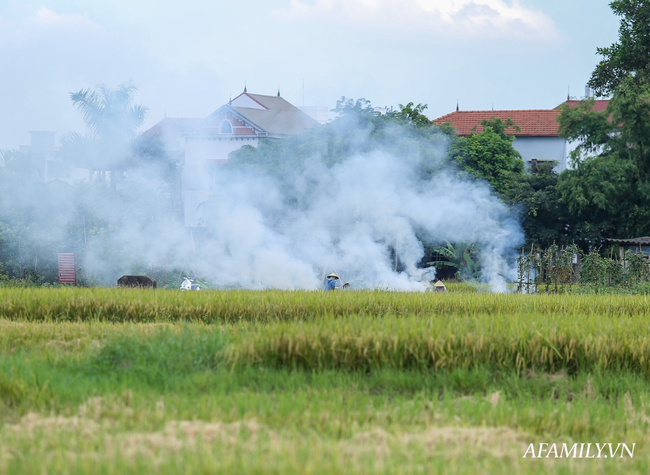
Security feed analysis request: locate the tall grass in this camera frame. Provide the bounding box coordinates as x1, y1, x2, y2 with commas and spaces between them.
4, 288, 650, 374
225, 312, 650, 374
3, 288, 650, 322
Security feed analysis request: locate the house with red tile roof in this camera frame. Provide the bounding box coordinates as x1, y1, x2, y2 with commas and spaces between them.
433, 100, 609, 173
144, 90, 319, 227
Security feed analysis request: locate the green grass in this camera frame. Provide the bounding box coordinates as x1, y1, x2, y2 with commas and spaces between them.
2, 290, 650, 473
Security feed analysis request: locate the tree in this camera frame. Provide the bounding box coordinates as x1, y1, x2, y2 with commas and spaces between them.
60, 83, 149, 191
447, 118, 524, 196
557, 75, 650, 240
332, 96, 374, 117
558, 83, 650, 242
229, 97, 448, 185
0, 149, 76, 281
504, 162, 575, 248
549, 1, 650, 243
589, 0, 650, 96
389, 102, 431, 128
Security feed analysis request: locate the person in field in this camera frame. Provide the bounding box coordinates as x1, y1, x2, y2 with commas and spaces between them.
325, 272, 339, 291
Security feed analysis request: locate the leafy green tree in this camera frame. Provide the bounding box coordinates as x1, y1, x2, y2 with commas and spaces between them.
389, 102, 431, 128
547, 1, 650, 244
332, 96, 374, 117
589, 0, 650, 96
504, 162, 577, 248
447, 118, 524, 196
557, 76, 650, 240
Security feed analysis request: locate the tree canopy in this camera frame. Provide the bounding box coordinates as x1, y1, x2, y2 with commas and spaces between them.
557, 76, 650, 240
447, 118, 524, 196
550, 0, 650, 243
589, 0, 650, 96
58, 83, 166, 191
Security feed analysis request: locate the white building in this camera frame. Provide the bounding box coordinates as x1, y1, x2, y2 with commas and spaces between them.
145, 90, 320, 227
433, 100, 610, 173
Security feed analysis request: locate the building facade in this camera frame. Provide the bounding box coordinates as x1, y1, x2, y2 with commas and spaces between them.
433, 100, 610, 173
147, 91, 320, 227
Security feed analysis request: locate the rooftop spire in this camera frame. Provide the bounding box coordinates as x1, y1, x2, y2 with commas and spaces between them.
277, 86, 281, 97
229, 94, 232, 106
456, 100, 459, 112
244, 81, 247, 93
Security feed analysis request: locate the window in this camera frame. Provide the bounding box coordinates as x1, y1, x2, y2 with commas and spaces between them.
530, 159, 555, 174
219, 120, 233, 134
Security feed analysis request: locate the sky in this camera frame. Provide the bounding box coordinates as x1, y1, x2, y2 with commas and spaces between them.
0, 0, 621, 150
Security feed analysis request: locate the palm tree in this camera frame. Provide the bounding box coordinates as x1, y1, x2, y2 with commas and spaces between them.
60, 83, 148, 191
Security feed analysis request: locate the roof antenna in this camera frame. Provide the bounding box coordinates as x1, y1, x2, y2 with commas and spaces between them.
456, 100, 459, 112
567, 85, 570, 101
277, 86, 281, 97
244, 81, 247, 93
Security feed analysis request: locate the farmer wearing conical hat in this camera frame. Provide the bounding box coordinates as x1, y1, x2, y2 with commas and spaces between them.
434, 280, 447, 292
325, 272, 339, 291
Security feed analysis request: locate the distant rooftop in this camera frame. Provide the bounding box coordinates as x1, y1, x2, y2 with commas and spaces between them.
142, 118, 203, 139
229, 92, 319, 136
433, 100, 610, 137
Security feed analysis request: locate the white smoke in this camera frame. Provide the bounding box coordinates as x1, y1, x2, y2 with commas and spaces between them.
184, 122, 524, 291
2, 112, 523, 292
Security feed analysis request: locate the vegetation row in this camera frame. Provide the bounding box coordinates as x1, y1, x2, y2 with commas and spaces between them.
4, 288, 650, 376
4, 288, 650, 322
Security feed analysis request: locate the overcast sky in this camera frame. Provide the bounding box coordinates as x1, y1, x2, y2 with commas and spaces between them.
0, 0, 620, 149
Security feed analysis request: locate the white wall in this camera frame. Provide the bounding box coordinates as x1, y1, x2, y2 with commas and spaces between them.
512, 136, 568, 172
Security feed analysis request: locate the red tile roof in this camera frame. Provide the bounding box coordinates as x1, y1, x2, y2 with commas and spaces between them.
559, 100, 609, 112
433, 100, 610, 137
433, 109, 562, 137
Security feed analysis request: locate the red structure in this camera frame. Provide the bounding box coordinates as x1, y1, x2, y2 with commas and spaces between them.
433, 100, 610, 137
57, 253, 76, 285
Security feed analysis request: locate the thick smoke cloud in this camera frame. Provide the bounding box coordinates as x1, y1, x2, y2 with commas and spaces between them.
181, 119, 524, 291
1, 113, 523, 291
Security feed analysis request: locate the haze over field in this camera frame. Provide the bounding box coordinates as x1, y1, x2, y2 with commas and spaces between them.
0, 0, 622, 290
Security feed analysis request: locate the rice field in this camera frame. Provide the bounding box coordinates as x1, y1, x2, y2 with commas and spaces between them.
1, 288, 649, 474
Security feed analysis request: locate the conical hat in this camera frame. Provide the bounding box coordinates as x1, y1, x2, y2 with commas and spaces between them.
327, 272, 339, 279
434, 280, 446, 287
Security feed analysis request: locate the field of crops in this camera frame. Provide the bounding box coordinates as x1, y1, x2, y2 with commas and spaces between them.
1, 287, 650, 474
